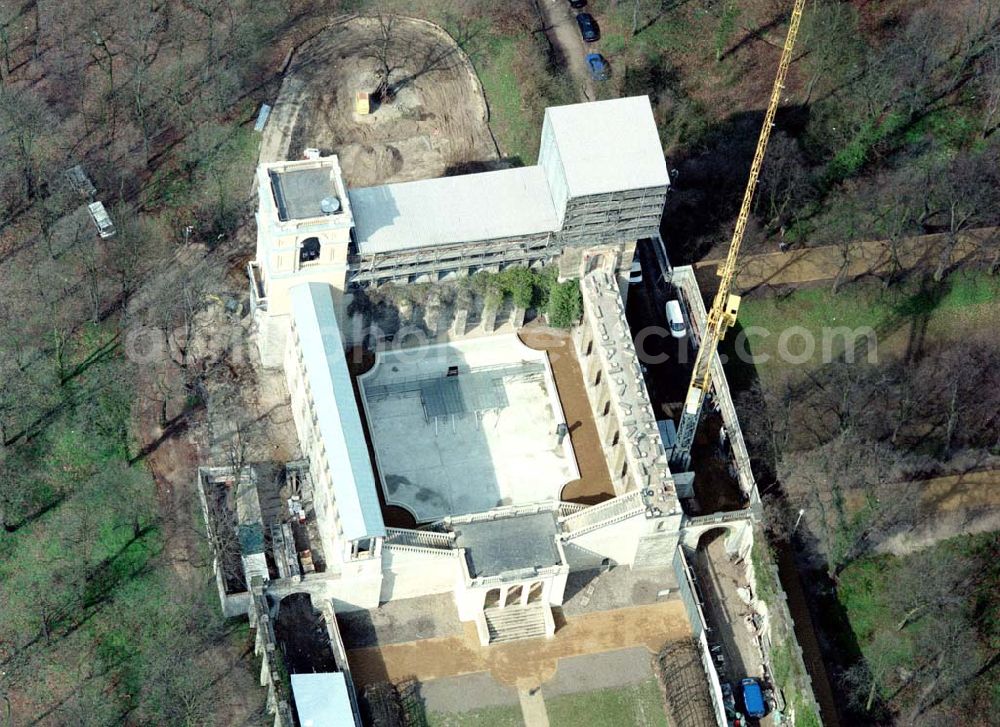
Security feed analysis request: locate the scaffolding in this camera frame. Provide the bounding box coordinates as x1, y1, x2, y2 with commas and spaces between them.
345, 184, 667, 287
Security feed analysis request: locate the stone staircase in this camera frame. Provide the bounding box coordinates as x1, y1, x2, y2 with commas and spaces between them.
484, 604, 549, 644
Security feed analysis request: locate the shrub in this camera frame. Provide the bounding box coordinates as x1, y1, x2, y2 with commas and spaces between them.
498, 266, 536, 308
547, 279, 582, 328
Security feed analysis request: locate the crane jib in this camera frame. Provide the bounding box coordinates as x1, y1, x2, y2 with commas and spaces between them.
670, 0, 807, 469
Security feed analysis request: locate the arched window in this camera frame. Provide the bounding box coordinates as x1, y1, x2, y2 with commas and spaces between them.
299, 237, 321, 263
506, 585, 524, 607
484, 588, 501, 608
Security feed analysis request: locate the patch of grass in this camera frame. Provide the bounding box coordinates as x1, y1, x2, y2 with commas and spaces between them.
903, 107, 979, 150
425, 704, 524, 727
792, 700, 822, 727
737, 272, 1000, 375
603, 33, 627, 55
605, 4, 698, 57
837, 555, 896, 641
824, 112, 907, 186
836, 532, 1000, 714
472, 34, 535, 160
714, 1, 740, 61
545, 679, 668, 727
751, 536, 780, 605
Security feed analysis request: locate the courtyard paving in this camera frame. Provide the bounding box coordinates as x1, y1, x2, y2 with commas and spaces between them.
360, 336, 576, 521
345, 599, 690, 690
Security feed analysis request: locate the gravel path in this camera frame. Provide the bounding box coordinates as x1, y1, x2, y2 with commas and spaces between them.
538, 0, 597, 102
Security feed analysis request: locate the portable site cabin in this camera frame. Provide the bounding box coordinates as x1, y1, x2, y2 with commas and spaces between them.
65, 164, 96, 198
87, 201, 116, 239
354, 91, 370, 115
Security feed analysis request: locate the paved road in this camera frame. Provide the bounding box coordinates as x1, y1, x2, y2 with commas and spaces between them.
626, 239, 694, 417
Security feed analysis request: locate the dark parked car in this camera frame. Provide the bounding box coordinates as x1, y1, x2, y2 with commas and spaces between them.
586, 53, 610, 80
569, 0, 587, 8
721, 683, 744, 726
576, 13, 600, 42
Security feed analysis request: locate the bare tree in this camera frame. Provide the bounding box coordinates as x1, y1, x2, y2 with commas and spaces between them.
369, 11, 400, 103
755, 131, 812, 233
780, 430, 917, 575
979, 39, 1000, 137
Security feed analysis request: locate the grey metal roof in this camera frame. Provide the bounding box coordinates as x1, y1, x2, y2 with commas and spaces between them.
270, 166, 343, 221
290, 283, 386, 541
454, 512, 561, 578
348, 166, 559, 254
544, 96, 670, 198
290, 672, 356, 727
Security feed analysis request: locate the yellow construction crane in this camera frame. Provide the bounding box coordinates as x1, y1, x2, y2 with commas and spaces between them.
671, 0, 806, 469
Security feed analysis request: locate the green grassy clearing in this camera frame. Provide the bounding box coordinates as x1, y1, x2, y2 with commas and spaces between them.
837, 532, 1000, 715
545, 679, 668, 727
425, 704, 525, 727
0, 320, 254, 722
474, 34, 536, 161
735, 272, 1000, 379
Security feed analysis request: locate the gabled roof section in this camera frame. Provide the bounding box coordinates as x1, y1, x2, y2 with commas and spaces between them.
348, 166, 559, 254
544, 96, 670, 198
290, 283, 385, 542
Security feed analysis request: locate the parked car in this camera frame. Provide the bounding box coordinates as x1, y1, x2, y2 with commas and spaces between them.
721, 683, 744, 725
87, 201, 117, 239
741, 678, 767, 719
586, 53, 610, 81
568, 0, 587, 8
629, 257, 642, 284
576, 13, 600, 42
665, 299, 687, 338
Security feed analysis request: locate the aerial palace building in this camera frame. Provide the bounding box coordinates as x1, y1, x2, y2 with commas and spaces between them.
248, 96, 670, 366
204, 95, 767, 726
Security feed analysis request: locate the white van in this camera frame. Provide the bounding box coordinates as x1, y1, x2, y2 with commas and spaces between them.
87, 201, 116, 239
665, 299, 686, 338
629, 258, 643, 284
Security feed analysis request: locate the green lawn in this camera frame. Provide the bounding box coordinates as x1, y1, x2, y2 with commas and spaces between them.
836, 532, 1000, 716
734, 272, 1000, 378
425, 704, 525, 727
473, 34, 536, 161
545, 679, 668, 727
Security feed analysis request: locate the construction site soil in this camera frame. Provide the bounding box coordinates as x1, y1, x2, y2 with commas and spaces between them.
261, 16, 500, 185
346, 600, 691, 690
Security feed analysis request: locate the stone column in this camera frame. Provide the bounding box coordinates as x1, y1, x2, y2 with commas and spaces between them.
452, 308, 469, 337
482, 303, 498, 333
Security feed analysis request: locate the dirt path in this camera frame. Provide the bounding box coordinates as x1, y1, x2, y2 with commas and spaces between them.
519, 325, 614, 504
804, 469, 1000, 559
538, 0, 596, 101
346, 600, 690, 690
873, 470, 1000, 555
695, 226, 997, 292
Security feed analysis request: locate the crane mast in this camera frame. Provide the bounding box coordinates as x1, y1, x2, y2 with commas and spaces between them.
670, 0, 806, 470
